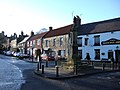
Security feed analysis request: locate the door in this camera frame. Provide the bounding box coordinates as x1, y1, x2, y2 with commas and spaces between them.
108, 51, 114, 61
115, 50, 120, 62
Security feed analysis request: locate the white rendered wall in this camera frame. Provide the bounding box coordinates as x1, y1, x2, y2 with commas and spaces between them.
78, 30, 120, 61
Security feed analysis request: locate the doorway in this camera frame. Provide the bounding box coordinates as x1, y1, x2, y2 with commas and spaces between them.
108, 50, 113, 60
115, 50, 120, 62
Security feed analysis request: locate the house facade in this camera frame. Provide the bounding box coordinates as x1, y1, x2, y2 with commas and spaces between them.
17, 36, 30, 54
10, 31, 28, 52
78, 17, 120, 62
26, 32, 46, 57
42, 26, 72, 59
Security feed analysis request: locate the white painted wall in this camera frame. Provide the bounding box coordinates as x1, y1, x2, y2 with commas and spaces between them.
78, 30, 120, 61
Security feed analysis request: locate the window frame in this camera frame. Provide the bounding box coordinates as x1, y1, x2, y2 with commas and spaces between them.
94, 49, 100, 60
77, 37, 82, 46
53, 38, 56, 46
94, 35, 100, 46
60, 37, 63, 46
45, 40, 49, 47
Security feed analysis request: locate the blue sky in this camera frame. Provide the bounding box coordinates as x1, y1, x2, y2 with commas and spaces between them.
0, 0, 120, 36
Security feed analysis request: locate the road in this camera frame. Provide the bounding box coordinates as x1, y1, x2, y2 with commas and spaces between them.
0, 54, 120, 90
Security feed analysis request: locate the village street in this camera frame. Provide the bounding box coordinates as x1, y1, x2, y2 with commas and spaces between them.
0, 54, 120, 90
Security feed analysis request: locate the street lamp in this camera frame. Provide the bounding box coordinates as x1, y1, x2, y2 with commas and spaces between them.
116, 46, 119, 50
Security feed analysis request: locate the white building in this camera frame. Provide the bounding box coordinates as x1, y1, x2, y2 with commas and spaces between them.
78, 17, 120, 62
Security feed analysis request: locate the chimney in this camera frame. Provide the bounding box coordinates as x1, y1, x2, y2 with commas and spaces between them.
73, 15, 81, 26
21, 31, 24, 36
2, 31, 4, 35
30, 31, 34, 36
49, 27, 52, 31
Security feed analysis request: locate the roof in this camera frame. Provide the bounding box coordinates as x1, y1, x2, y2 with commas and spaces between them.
29, 32, 47, 41
18, 36, 30, 44
79, 17, 120, 35
43, 24, 72, 38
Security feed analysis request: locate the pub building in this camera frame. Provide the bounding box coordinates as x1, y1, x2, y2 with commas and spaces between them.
77, 17, 120, 62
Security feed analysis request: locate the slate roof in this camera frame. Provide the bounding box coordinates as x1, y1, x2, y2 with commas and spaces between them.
28, 32, 47, 41
43, 24, 73, 38
29, 17, 120, 39
18, 36, 30, 44
79, 17, 120, 35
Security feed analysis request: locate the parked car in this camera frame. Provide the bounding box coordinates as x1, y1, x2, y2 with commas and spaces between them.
41, 53, 55, 61
13, 52, 21, 57
13, 52, 29, 59
57, 55, 67, 60
6, 51, 13, 56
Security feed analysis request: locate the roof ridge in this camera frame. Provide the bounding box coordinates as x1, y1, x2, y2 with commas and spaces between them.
82, 17, 120, 25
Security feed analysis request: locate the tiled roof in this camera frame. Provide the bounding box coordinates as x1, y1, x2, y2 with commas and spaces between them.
29, 32, 47, 41
79, 17, 120, 35
43, 24, 73, 38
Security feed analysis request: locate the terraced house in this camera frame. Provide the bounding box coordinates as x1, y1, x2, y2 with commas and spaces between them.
42, 26, 72, 59
27, 32, 46, 57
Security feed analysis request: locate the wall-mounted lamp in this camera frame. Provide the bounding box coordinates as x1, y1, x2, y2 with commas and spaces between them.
116, 46, 119, 50
111, 31, 114, 34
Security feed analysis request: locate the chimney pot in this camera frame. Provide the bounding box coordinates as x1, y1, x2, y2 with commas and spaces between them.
49, 27, 52, 31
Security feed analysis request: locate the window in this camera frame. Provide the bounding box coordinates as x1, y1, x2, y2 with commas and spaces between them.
58, 50, 65, 57
45, 40, 49, 47
94, 35, 100, 46
94, 49, 100, 59
37, 39, 41, 45
30, 41, 32, 46
33, 40, 35, 46
27, 42, 29, 47
108, 51, 113, 60
84, 38, 88, 45
53, 38, 56, 46
77, 37, 82, 46
69, 32, 73, 44
60, 37, 63, 46
78, 50, 82, 59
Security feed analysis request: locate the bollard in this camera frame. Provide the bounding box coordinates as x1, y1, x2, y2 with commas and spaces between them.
117, 63, 119, 70
56, 66, 59, 77
46, 60, 48, 67
74, 65, 78, 75
42, 65, 44, 74
37, 63, 39, 71
102, 62, 105, 71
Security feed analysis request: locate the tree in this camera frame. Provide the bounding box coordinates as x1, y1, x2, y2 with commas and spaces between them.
0, 33, 7, 50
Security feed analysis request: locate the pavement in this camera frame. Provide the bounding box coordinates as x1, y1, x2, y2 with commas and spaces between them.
33, 61, 120, 80
21, 58, 120, 79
